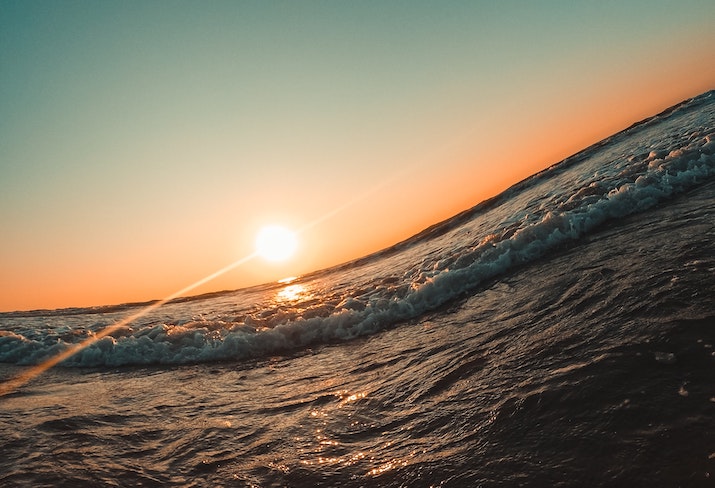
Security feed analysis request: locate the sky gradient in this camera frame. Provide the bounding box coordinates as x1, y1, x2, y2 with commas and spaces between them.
1, 1, 714, 312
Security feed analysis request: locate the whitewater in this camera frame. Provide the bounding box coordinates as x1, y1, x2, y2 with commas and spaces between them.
1, 90, 714, 487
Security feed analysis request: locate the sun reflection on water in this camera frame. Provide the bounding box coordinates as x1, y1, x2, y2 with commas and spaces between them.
292, 389, 374, 472
338, 390, 367, 406
277, 283, 311, 302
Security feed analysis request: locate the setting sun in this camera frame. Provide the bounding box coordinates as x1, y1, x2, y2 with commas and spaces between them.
255, 225, 298, 262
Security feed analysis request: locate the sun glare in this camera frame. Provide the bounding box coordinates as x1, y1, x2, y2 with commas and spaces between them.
255, 225, 298, 262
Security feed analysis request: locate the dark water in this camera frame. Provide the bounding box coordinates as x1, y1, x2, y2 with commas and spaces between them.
1, 92, 714, 486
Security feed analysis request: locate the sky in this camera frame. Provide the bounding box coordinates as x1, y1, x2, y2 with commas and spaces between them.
1, 1, 714, 312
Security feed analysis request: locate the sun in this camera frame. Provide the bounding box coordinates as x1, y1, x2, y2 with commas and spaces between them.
255, 225, 298, 262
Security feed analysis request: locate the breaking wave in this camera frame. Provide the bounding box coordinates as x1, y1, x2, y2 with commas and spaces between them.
1, 91, 714, 368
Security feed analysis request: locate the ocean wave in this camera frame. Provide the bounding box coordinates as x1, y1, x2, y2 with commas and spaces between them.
1, 97, 714, 368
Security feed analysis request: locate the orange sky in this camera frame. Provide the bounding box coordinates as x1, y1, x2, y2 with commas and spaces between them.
1, 2, 714, 312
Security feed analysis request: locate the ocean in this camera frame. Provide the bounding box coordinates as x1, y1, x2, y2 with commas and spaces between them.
1, 91, 714, 487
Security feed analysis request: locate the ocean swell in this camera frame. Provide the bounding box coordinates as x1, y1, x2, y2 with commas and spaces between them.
1, 101, 713, 368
